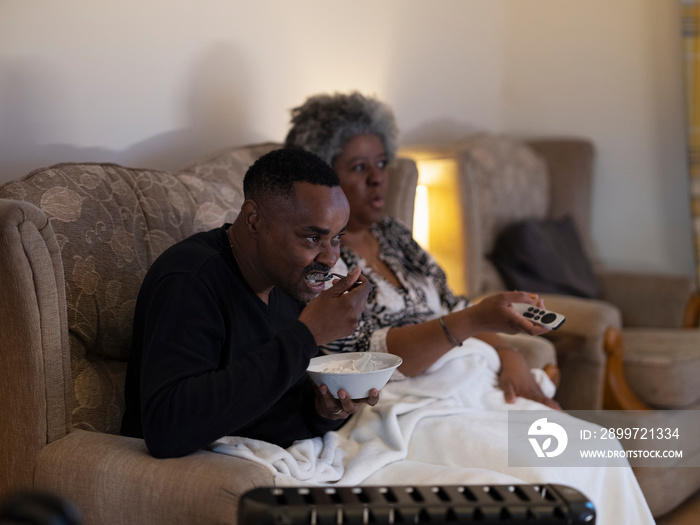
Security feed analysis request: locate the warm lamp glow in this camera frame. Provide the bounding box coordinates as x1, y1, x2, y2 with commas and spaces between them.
413, 184, 430, 250
402, 153, 467, 296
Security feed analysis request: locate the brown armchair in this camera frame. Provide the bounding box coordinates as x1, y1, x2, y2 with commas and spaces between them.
401, 134, 700, 412
401, 134, 700, 518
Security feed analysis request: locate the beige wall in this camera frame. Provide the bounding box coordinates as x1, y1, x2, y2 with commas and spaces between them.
0, 0, 694, 277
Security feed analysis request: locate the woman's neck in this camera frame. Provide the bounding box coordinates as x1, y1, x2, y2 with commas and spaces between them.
342, 226, 370, 247
342, 225, 402, 289
341, 228, 377, 259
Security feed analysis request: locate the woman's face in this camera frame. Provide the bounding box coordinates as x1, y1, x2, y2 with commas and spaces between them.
332, 133, 389, 232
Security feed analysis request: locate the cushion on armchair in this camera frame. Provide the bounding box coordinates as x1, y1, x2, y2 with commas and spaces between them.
0, 164, 242, 434
0, 142, 278, 435
490, 215, 600, 298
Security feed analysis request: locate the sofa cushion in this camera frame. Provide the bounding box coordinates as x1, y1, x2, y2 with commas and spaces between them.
0, 143, 278, 434
622, 328, 700, 408
184, 141, 280, 182
489, 215, 600, 298
2, 163, 244, 362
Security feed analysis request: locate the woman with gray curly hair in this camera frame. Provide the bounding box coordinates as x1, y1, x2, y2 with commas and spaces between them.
285, 92, 399, 167
285, 92, 559, 409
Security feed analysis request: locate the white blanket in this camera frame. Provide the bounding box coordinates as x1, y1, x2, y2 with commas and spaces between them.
211, 339, 654, 524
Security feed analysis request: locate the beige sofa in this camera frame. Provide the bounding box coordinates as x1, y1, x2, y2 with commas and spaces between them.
0, 139, 683, 521
1, 142, 462, 523
0, 143, 283, 524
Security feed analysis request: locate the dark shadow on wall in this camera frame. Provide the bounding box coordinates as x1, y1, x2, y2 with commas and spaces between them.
0, 42, 264, 182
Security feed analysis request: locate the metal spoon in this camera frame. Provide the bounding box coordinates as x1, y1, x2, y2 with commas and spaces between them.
307, 272, 346, 284
307, 273, 363, 286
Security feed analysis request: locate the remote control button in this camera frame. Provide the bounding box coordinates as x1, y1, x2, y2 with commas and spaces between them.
524, 312, 534, 318
534, 316, 541, 320
541, 313, 557, 324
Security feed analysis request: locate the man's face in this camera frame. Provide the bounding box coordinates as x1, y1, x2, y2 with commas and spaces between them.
256, 182, 350, 303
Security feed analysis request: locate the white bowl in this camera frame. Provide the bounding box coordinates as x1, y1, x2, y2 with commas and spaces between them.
307, 352, 403, 399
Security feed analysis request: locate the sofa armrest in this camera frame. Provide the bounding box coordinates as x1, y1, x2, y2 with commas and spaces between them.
0, 199, 72, 495
596, 270, 698, 328
35, 430, 275, 525
538, 294, 622, 409
540, 294, 622, 357
494, 333, 556, 370
470, 292, 619, 364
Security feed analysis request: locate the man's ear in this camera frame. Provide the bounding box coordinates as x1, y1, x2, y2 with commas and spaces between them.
239, 200, 262, 238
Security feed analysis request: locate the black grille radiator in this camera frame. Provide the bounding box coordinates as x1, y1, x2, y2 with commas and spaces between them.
238, 484, 595, 524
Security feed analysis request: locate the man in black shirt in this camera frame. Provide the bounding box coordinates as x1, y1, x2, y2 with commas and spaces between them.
121, 148, 374, 458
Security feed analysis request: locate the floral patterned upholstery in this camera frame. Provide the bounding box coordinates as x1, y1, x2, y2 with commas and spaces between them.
454, 133, 549, 295
0, 142, 278, 434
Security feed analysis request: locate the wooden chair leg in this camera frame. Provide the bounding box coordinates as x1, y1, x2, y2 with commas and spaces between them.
684, 292, 700, 328
602, 326, 652, 410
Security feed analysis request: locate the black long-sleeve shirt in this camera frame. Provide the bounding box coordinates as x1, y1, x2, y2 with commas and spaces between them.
121, 225, 341, 458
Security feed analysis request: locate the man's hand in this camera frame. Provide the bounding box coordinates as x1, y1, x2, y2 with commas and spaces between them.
497, 346, 561, 410
313, 383, 380, 420
298, 267, 371, 346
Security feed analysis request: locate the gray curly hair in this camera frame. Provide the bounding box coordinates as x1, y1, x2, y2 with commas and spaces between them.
284, 92, 399, 167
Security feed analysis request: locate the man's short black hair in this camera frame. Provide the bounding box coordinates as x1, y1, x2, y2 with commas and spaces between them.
243, 148, 340, 204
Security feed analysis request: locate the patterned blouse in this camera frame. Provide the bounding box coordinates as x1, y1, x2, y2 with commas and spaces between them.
321, 216, 469, 356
